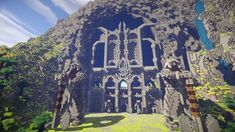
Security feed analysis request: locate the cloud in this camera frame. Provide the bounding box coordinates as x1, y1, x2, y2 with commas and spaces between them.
51, 0, 94, 14
23, 0, 58, 25
0, 10, 36, 47
0, 9, 39, 35
75, 0, 94, 6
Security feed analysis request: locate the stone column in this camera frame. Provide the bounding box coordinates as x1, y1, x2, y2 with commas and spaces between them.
115, 89, 119, 112
142, 89, 147, 112
128, 90, 132, 113
128, 82, 132, 113
104, 39, 108, 67
100, 91, 105, 112
185, 76, 203, 132
115, 82, 119, 112
87, 90, 91, 112
151, 43, 157, 66
87, 72, 93, 112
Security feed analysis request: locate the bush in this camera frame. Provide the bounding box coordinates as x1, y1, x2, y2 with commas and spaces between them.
29, 111, 52, 130
1, 118, 15, 131
16, 127, 37, 132
224, 96, 235, 110
3, 112, 12, 117
222, 122, 235, 132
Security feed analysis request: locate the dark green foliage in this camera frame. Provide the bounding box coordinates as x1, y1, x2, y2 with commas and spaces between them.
15, 111, 52, 132
0, 107, 17, 132
0, 42, 58, 131
2, 118, 15, 131
224, 96, 235, 110
223, 122, 235, 132
0, 46, 16, 89
0, 46, 18, 131
29, 111, 52, 130
1, 37, 64, 131
5, 37, 63, 128
198, 99, 235, 132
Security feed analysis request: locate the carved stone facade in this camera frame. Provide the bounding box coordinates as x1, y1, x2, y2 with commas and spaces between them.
49, 0, 226, 131
88, 22, 160, 113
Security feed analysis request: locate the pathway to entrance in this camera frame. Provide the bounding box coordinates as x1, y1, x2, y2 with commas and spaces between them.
50, 113, 170, 132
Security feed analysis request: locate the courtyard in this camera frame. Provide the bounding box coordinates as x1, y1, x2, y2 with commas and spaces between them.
50, 113, 170, 132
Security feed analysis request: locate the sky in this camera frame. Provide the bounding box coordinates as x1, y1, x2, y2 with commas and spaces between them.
0, 0, 93, 47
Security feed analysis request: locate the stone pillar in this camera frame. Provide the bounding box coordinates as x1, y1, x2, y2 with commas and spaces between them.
142, 89, 147, 112
87, 72, 93, 112
128, 82, 132, 113
87, 90, 91, 112
151, 43, 157, 66
115, 89, 119, 112
115, 82, 119, 112
104, 40, 108, 67
100, 91, 105, 112
128, 90, 132, 113
185, 77, 203, 132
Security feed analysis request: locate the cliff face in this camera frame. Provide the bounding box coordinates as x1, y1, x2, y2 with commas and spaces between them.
203, 0, 235, 33
11, 0, 234, 125
201, 0, 235, 68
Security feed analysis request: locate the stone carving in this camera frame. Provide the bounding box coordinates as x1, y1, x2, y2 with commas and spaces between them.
52, 60, 86, 129
161, 58, 203, 131
179, 114, 196, 132
89, 22, 160, 113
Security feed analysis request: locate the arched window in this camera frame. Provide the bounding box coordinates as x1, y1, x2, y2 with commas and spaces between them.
105, 77, 115, 87
120, 81, 128, 88
119, 80, 128, 90
105, 77, 115, 95
141, 40, 154, 66
128, 33, 139, 65
107, 35, 118, 66
131, 77, 141, 87
141, 26, 154, 39
94, 43, 105, 67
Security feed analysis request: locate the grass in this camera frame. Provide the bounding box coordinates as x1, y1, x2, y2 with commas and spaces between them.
49, 113, 169, 132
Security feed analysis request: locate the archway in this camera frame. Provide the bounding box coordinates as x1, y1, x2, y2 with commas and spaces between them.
131, 77, 142, 113
118, 80, 128, 112
104, 77, 116, 112
93, 43, 105, 67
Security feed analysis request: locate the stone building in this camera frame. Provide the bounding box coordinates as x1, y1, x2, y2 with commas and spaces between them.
50, 0, 225, 131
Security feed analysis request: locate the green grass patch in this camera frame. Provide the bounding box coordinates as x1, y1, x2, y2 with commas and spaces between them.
51, 113, 169, 132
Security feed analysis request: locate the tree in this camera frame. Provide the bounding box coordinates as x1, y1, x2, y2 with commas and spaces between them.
0, 46, 16, 89
0, 46, 17, 131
